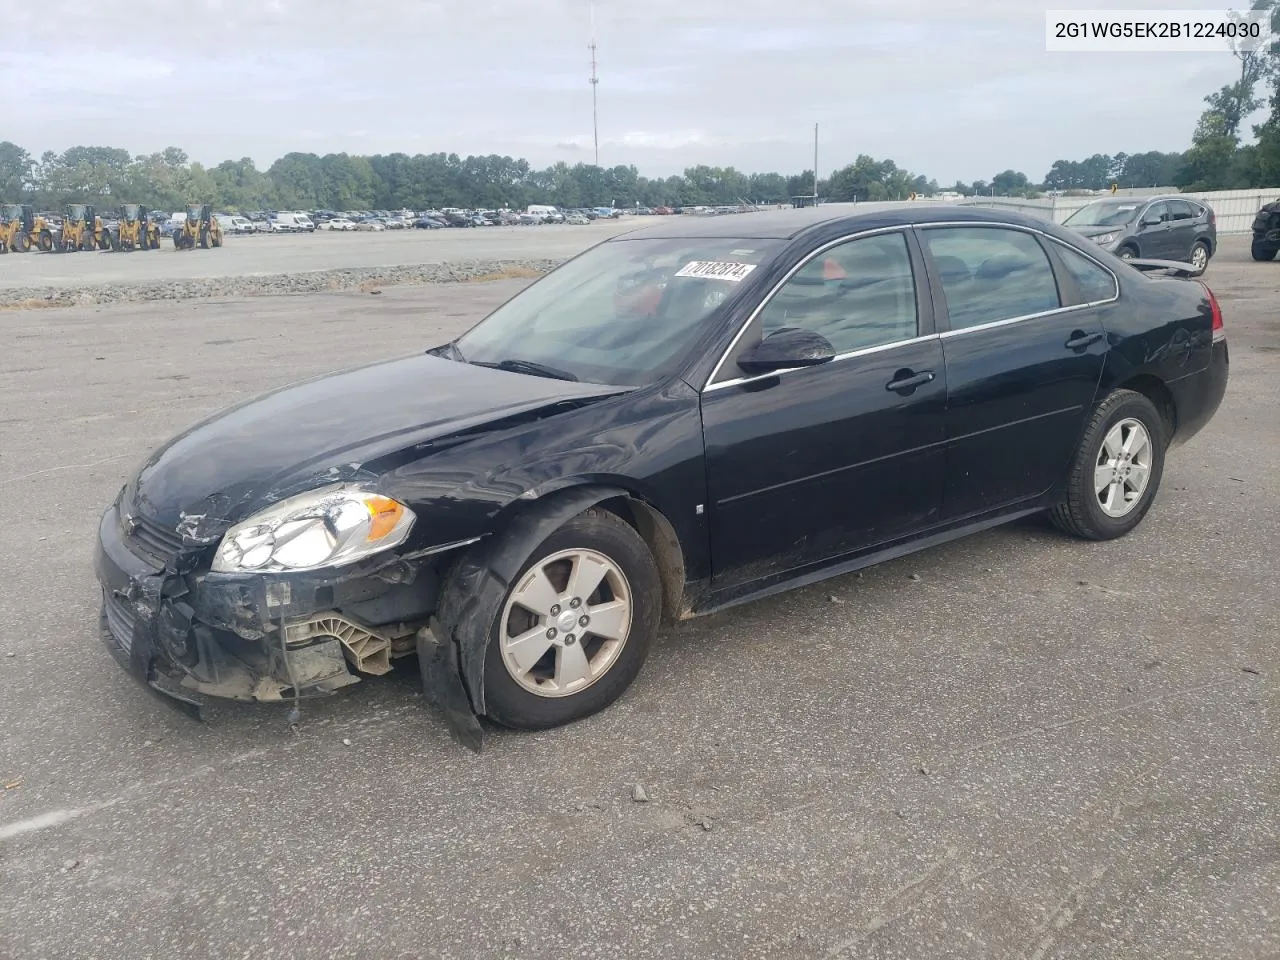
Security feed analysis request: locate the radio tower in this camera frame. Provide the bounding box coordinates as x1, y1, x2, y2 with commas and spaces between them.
589, 1, 599, 166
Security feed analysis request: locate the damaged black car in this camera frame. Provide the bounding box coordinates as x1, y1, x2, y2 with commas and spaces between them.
95, 205, 1228, 748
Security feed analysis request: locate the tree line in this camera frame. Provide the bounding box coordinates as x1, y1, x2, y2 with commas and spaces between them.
1, 4, 1277, 214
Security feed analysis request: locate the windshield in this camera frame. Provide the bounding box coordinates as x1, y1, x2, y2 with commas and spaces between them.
1, 204, 20, 222
1064, 201, 1142, 228
67, 204, 86, 221
452, 237, 783, 386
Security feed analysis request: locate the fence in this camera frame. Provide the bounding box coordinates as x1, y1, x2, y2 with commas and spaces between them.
957, 188, 1280, 235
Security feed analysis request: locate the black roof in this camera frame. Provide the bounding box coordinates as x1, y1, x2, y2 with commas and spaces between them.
610, 202, 1057, 241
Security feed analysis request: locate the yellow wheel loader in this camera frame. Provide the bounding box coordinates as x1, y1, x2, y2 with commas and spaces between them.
0, 204, 56, 253
172, 203, 223, 250
112, 204, 161, 251
58, 204, 112, 252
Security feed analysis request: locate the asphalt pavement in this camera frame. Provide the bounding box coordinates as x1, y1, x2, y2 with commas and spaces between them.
0, 236, 1276, 959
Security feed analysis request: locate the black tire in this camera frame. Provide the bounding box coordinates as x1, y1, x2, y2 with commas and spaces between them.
37, 230, 53, 252
1188, 239, 1209, 276
1117, 244, 1138, 261
1049, 389, 1166, 541
1251, 241, 1278, 262
467, 508, 662, 730
13, 231, 31, 253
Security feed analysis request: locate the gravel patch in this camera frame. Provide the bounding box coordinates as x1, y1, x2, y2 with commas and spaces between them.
0, 256, 565, 308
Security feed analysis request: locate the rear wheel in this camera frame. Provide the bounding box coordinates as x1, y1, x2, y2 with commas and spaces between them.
1050, 389, 1166, 541
1188, 240, 1209, 275
13, 231, 31, 253
37, 230, 53, 252
1252, 241, 1278, 262
465, 509, 661, 730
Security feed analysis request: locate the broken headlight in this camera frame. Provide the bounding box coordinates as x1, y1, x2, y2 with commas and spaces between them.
211, 485, 415, 574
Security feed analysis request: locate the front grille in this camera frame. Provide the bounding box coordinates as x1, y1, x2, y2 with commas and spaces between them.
125, 511, 185, 566
103, 591, 137, 656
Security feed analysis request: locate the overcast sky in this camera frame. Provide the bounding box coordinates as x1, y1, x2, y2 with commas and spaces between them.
0, 0, 1265, 183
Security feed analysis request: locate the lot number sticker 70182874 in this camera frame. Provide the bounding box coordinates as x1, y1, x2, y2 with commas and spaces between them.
674, 261, 758, 282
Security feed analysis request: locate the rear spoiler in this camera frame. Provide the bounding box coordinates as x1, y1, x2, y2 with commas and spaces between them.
1125, 258, 1199, 278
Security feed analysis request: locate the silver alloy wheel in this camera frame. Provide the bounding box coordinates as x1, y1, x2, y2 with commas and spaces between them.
1094, 417, 1153, 518
1190, 243, 1208, 271
1119, 248, 1135, 260
499, 548, 633, 698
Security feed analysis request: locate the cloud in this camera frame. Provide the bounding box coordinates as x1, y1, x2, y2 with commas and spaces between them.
0, 0, 1258, 183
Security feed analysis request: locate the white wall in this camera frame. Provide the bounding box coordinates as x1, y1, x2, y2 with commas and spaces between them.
957, 189, 1280, 235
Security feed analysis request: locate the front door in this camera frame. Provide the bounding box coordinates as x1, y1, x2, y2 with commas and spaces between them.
916, 225, 1108, 521
1134, 200, 1176, 259
700, 229, 947, 591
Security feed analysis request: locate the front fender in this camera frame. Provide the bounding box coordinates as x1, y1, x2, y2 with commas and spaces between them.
421, 484, 629, 751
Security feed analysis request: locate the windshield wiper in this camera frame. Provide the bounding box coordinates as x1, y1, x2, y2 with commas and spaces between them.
471, 359, 579, 381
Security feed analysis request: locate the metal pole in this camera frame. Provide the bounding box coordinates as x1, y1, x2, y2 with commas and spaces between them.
590, 2, 599, 167
813, 123, 819, 203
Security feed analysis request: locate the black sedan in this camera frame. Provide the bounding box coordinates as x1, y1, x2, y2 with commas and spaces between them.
94, 205, 1228, 748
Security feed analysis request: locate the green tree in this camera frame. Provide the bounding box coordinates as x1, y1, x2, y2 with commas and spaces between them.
0, 141, 34, 199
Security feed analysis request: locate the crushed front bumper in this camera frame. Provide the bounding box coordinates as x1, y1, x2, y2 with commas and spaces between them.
94, 503, 374, 717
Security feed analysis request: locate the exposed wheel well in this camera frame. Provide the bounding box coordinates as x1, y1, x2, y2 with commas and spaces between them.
597, 495, 687, 624
1114, 375, 1177, 441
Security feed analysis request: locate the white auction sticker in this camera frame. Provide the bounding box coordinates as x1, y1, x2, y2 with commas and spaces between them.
1046, 9, 1273, 52
674, 261, 758, 282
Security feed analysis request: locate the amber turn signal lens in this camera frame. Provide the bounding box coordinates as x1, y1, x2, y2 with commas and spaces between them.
365, 496, 404, 541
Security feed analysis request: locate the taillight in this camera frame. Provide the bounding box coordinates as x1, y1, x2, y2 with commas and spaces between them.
1200, 281, 1225, 341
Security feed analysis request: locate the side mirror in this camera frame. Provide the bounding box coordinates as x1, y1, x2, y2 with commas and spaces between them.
738, 327, 836, 373
1140, 216, 1162, 227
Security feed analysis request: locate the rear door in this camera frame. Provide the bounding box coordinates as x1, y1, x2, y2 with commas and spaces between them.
1165, 200, 1199, 260
917, 224, 1110, 521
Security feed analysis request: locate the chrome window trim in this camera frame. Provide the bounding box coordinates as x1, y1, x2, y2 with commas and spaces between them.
702, 225, 917, 392
700, 220, 1122, 393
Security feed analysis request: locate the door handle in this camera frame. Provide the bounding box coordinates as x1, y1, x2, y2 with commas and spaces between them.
1065, 331, 1103, 349
885, 370, 934, 393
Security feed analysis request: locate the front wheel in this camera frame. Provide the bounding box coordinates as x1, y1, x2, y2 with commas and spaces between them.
1117, 245, 1137, 261
1251, 241, 1278, 262
1050, 389, 1166, 541
467, 509, 661, 730
37, 230, 54, 252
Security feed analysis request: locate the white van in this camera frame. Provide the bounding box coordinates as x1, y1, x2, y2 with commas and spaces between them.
526, 204, 563, 223
274, 212, 315, 232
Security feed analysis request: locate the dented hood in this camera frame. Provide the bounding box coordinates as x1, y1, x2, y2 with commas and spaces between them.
129, 353, 621, 531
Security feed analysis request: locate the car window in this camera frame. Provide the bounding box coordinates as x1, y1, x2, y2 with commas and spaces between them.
454, 237, 784, 386
1167, 200, 1196, 221
756, 232, 918, 353
1143, 202, 1170, 223
1053, 242, 1118, 305
921, 227, 1062, 330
